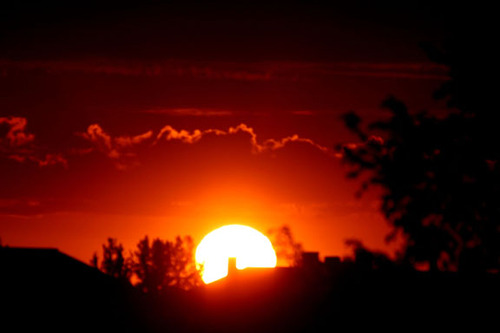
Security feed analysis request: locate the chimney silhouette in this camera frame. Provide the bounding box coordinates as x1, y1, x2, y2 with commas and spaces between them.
228, 257, 237, 276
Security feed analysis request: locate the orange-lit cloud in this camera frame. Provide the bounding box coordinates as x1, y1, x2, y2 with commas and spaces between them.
338, 135, 385, 153
334, 135, 386, 170
261, 134, 330, 155
0, 116, 35, 147
79, 124, 153, 169
78, 122, 333, 169
155, 125, 225, 144
156, 123, 332, 155
3, 116, 335, 171
0, 116, 67, 167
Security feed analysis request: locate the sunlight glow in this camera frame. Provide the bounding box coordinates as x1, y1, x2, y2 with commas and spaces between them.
195, 224, 277, 284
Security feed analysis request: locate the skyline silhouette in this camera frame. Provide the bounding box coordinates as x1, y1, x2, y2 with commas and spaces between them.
2, 242, 499, 332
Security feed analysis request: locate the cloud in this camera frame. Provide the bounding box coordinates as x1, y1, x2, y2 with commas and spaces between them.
81, 124, 153, 156
262, 134, 331, 155
322, 62, 449, 80
342, 135, 384, 150
0, 58, 449, 81
0, 198, 43, 218
0, 116, 67, 167
291, 110, 315, 116
36, 153, 68, 167
143, 108, 234, 117
7, 153, 68, 168
79, 122, 333, 169
0, 59, 274, 82
2, 116, 334, 170
114, 131, 153, 147
336, 135, 385, 160
156, 123, 332, 155
0, 116, 35, 147
79, 124, 153, 169
155, 125, 226, 145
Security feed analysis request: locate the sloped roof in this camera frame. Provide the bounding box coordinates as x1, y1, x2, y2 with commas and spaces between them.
0, 247, 145, 332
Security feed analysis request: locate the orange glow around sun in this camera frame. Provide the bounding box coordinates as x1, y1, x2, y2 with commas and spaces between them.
195, 224, 277, 284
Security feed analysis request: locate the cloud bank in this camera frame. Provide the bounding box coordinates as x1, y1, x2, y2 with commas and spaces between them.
78, 122, 333, 169
2, 116, 333, 170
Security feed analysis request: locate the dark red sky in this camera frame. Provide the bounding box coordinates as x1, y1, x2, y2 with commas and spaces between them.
0, 1, 471, 262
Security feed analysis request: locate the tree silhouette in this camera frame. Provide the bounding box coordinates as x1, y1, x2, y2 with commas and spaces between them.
345, 239, 394, 271
339, 39, 500, 273
133, 236, 155, 292
168, 236, 203, 290
90, 252, 98, 268
267, 225, 303, 267
99, 238, 132, 280
133, 235, 202, 292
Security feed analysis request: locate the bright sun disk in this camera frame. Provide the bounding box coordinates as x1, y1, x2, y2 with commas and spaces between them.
195, 224, 277, 284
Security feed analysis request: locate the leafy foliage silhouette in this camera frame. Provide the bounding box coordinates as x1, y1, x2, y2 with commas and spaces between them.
99, 238, 133, 280
133, 235, 202, 292
93, 235, 202, 291
345, 239, 394, 271
267, 225, 303, 267
339, 39, 500, 272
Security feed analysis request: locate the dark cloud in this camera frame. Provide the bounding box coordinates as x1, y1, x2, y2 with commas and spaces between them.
0, 59, 448, 81
143, 108, 234, 117
0, 116, 34, 147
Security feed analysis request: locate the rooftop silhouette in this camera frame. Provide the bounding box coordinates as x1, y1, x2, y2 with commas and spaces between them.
1, 247, 147, 332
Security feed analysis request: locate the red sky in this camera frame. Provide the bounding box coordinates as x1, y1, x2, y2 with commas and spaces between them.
0, 2, 464, 262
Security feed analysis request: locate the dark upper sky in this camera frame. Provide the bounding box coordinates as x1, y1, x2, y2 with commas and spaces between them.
1, 1, 460, 61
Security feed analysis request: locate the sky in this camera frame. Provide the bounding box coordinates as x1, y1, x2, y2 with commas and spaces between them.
0, 1, 466, 262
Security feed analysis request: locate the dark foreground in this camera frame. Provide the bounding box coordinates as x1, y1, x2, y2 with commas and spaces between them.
2, 247, 498, 332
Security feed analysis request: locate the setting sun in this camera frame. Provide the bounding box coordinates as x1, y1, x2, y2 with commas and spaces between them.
195, 224, 277, 284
